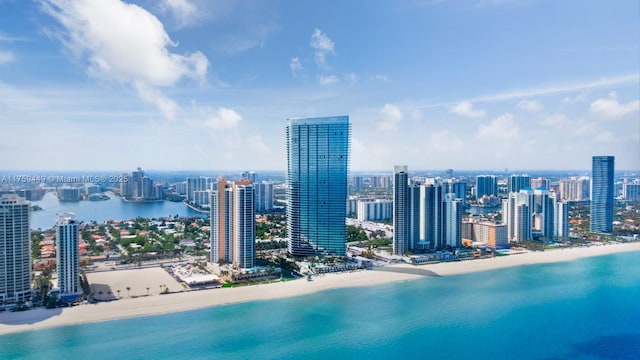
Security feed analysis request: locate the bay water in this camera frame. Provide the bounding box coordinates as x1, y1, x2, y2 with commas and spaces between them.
29, 192, 205, 230
1, 251, 639, 359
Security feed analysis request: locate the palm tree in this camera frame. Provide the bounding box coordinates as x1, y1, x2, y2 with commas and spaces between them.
117, 290, 121, 298
146, 287, 150, 295
126, 286, 131, 297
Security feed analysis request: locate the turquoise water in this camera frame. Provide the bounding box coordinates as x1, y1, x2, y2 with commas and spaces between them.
30, 192, 205, 230
1, 252, 639, 359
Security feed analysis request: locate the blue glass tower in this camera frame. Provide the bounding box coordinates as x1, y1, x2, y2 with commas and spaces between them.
286, 116, 350, 256
590, 156, 614, 233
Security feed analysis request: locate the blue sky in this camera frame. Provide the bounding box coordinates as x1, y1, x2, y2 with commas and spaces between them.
0, 0, 638, 171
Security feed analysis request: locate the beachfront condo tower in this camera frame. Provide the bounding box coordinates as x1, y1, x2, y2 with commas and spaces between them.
286, 116, 350, 257
210, 179, 256, 268
0, 194, 31, 305
590, 156, 614, 233
393, 165, 410, 255
56, 213, 80, 301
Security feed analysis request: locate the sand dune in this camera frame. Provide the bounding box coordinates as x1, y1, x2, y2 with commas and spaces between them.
1, 242, 638, 336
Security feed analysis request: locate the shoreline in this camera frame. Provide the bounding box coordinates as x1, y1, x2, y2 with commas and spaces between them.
183, 201, 209, 214
1, 242, 639, 336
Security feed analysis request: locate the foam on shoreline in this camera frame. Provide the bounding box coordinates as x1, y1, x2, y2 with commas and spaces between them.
1, 242, 639, 336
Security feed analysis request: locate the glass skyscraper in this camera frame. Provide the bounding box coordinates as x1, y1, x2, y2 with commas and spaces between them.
590, 156, 614, 233
475, 175, 498, 198
393, 165, 409, 255
286, 116, 350, 256
0, 194, 31, 305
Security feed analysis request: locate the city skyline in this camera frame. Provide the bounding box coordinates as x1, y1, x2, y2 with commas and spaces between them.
0, 1, 638, 172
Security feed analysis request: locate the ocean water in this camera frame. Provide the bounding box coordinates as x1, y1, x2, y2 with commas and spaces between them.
30, 192, 205, 230
1, 252, 639, 359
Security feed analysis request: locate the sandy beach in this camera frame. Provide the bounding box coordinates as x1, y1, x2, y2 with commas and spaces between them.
1, 242, 639, 336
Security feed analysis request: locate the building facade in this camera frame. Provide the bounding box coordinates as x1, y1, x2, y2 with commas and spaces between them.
210, 179, 255, 268
393, 166, 410, 255
0, 194, 31, 305
475, 175, 498, 198
255, 182, 274, 212
286, 116, 350, 256
623, 180, 640, 201
508, 174, 532, 193
357, 199, 392, 222
590, 156, 614, 233
56, 213, 80, 300
559, 177, 590, 201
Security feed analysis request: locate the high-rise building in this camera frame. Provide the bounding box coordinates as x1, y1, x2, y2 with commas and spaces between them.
452, 181, 467, 207
255, 182, 274, 212
554, 201, 569, 240
503, 189, 533, 242
420, 180, 445, 249
56, 213, 80, 301
590, 156, 614, 233
531, 177, 550, 190
142, 176, 155, 200
210, 179, 255, 268
131, 167, 145, 199
154, 183, 165, 200
233, 181, 255, 268
532, 188, 554, 239
475, 175, 498, 198
58, 186, 81, 201
286, 116, 350, 257
509, 174, 531, 193
503, 188, 557, 242
120, 173, 132, 199
193, 190, 211, 208
0, 194, 31, 304
622, 180, 640, 201
211, 180, 233, 263
241, 171, 258, 184
393, 166, 410, 255
559, 177, 590, 201
444, 193, 462, 248
186, 177, 214, 204
357, 199, 392, 221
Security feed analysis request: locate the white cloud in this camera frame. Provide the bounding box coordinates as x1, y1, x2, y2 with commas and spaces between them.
375, 74, 390, 82
351, 137, 366, 153
470, 74, 638, 103
429, 130, 463, 151
540, 113, 568, 127
247, 134, 271, 154
516, 99, 543, 112
594, 131, 615, 144
317, 74, 340, 85
411, 109, 423, 121
561, 94, 586, 104
310, 28, 335, 68
203, 107, 242, 130
0, 33, 21, 42
451, 101, 485, 118
133, 81, 179, 120
159, 0, 199, 28
41, 0, 209, 119
477, 113, 519, 140
590, 91, 640, 118
377, 104, 403, 132
0, 50, 15, 65
344, 73, 358, 84
290, 57, 302, 77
